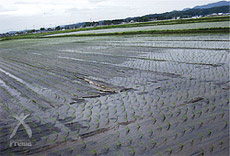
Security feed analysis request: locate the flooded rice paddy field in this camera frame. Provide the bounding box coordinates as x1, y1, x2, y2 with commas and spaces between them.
0, 34, 229, 156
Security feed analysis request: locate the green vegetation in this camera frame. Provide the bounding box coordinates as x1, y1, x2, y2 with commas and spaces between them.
91, 149, 97, 155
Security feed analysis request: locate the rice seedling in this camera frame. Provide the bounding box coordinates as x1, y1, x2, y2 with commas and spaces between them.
224, 120, 228, 128
211, 103, 216, 111
54, 131, 59, 140
81, 140, 87, 148
199, 133, 203, 142
129, 146, 135, 155
207, 128, 212, 136
86, 122, 90, 130
139, 133, 144, 139
158, 126, 163, 131
96, 119, 100, 128
55, 112, 60, 118
87, 114, 92, 121
198, 110, 203, 117
104, 145, 110, 152
172, 102, 176, 109
210, 144, 214, 152
117, 140, 122, 148
7, 150, 15, 156
63, 136, 67, 142
57, 151, 61, 156
201, 148, 204, 156
166, 120, 171, 130
221, 110, 225, 118
192, 104, 196, 110
191, 139, 194, 145
126, 126, 130, 134
66, 104, 71, 112
91, 149, 97, 155
182, 128, 186, 135
152, 118, 157, 125
161, 100, 165, 107
37, 127, 42, 134
205, 107, 209, 113
149, 110, 153, 116
156, 151, 162, 156
183, 115, 188, 122
44, 135, 49, 142
65, 128, 70, 137
68, 147, 73, 153
149, 128, 153, 136
164, 137, 168, 142
199, 120, 203, 128
175, 133, 178, 139
206, 98, 210, 104
177, 108, 181, 116
179, 143, 184, 151
151, 140, 157, 148
162, 113, 166, 121
219, 140, 223, 148
167, 148, 172, 154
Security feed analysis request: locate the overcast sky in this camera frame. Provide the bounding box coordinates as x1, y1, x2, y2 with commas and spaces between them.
0, 0, 224, 33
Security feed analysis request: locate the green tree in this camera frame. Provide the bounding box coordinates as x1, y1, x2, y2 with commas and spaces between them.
55, 26, 61, 30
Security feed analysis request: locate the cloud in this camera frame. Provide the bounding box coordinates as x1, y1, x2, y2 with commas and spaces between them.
88, 0, 109, 3
13, 1, 37, 4
65, 8, 90, 14
0, 4, 17, 13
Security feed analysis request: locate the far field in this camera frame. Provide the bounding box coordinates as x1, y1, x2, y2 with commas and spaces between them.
46, 21, 229, 37
0, 17, 229, 156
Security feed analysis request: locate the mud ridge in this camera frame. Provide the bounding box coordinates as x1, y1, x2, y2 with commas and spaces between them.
179, 97, 204, 106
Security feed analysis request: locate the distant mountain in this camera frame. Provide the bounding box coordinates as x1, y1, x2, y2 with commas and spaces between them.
194, 1, 229, 9
182, 8, 191, 11
8, 31, 17, 34
137, 5, 229, 22
183, 1, 230, 11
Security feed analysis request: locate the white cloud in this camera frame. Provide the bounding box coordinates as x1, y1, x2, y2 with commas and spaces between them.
88, 0, 109, 3
0, 4, 17, 13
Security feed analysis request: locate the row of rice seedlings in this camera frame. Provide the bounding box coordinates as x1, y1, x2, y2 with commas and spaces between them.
0, 98, 15, 116
1, 59, 79, 91
0, 83, 30, 113
0, 65, 66, 110
0, 62, 71, 102
2, 57, 85, 90
0, 73, 50, 112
